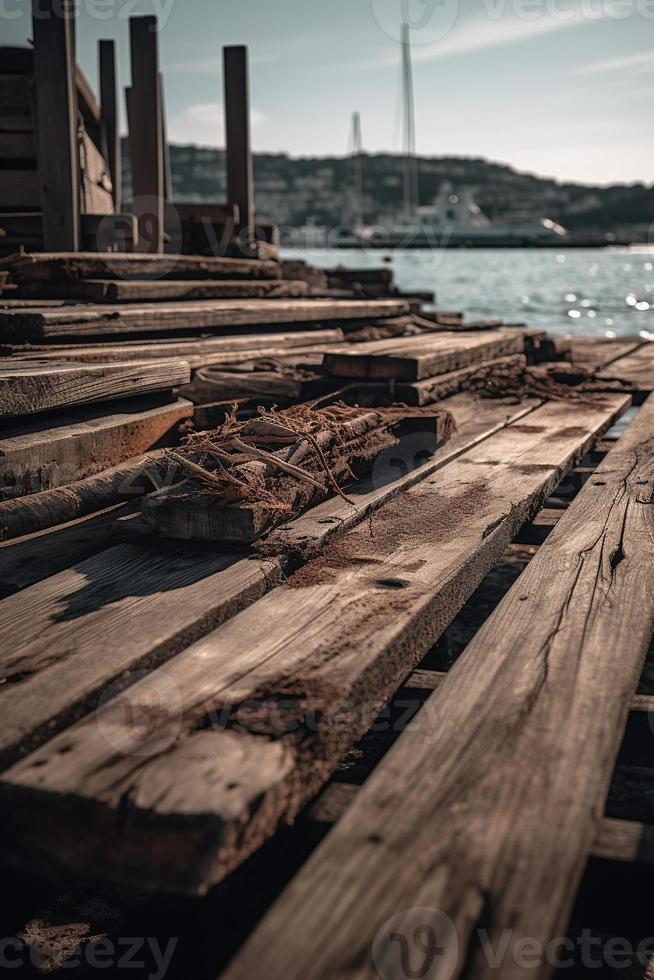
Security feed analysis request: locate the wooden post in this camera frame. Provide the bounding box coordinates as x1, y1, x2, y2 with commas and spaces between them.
128, 15, 163, 253
98, 39, 121, 214
223, 45, 254, 236
31, 0, 80, 251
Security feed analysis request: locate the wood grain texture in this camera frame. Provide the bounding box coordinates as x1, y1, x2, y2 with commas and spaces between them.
0, 543, 284, 768
220, 394, 653, 980
346, 353, 526, 407
600, 343, 654, 393
0, 359, 190, 416
0, 395, 628, 893
0, 450, 166, 540
16, 278, 310, 303
0, 396, 191, 499
2, 328, 344, 366
324, 330, 525, 381
0, 298, 408, 341
0, 503, 133, 596
0, 252, 281, 282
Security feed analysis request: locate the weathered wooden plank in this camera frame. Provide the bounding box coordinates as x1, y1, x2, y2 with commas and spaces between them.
0, 73, 32, 116
591, 817, 654, 865
16, 278, 310, 303
31, 0, 79, 249
0, 131, 36, 158
600, 343, 654, 393
0, 169, 40, 208
0, 359, 190, 417
570, 336, 644, 369
0, 328, 344, 366
0, 251, 281, 281
0, 396, 191, 499
0, 451, 167, 540
0, 298, 408, 341
0, 544, 285, 769
80, 130, 113, 215
324, 330, 525, 381
0, 503, 133, 597
0, 395, 628, 892
346, 353, 526, 407
219, 394, 653, 980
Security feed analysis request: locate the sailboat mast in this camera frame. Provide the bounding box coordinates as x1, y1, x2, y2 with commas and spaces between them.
348, 110, 364, 227
401, 22, 418, 215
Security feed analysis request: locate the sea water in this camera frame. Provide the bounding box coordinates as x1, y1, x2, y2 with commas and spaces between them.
283, 247, 654, 340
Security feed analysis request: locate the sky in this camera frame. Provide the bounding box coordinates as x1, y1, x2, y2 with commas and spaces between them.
3, 0, 653, 185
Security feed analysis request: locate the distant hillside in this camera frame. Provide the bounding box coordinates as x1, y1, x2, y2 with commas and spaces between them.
121, 140, 654, 239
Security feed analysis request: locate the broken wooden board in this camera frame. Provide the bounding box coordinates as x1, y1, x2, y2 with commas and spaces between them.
0, 359, 190, 417
599, 342, 654, 394
0, 394, 629, 893
323, 330, 525, 381
16, 278, 311, 303
0, 328, 345, 366
140, 408, 452, 543
0, 298, 409, 341
0, 251, 282, 282
0, 397, 192, 500
218, 394, 654, 980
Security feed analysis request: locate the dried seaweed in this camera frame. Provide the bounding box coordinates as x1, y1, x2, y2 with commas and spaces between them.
466, 360, 629, 403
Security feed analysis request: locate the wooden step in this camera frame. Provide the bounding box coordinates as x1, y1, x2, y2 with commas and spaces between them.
324, 330, 525, 381
0, 395, 628, 893
216, 393, 651, 980
0, 298, 409, 341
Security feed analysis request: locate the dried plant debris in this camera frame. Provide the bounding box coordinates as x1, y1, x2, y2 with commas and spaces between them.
141, 402, 454, 542
466, 360, 631, 403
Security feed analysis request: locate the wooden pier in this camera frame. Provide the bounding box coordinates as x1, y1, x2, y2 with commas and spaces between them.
1, 8, 654, 980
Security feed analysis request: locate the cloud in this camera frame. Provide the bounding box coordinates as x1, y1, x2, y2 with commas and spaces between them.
169, 103, 267, 146
349, 4, 607, 70
574, 50, 654, 75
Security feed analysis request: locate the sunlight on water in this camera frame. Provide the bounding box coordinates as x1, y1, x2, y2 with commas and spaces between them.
283, 247, 654, 339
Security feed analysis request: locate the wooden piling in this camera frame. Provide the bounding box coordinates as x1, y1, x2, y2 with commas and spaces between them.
127, 16, 164, 253
31, 0, 80, 251
98, 39, 120, 213
223, 45, 254, 236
